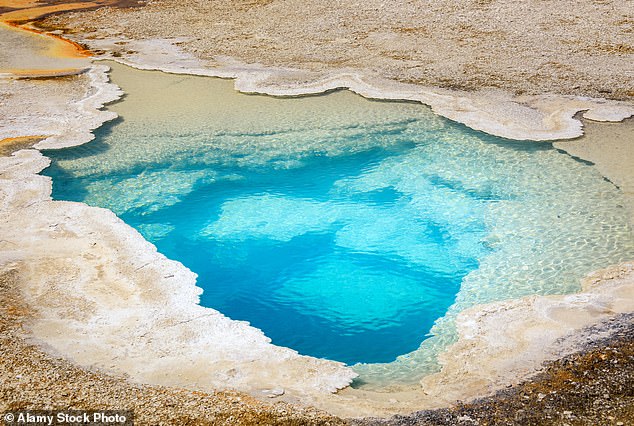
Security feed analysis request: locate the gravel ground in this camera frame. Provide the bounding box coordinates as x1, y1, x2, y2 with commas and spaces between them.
2, 2, 633, 425
354, 315, 634, 426
3, 264, 633, 425
0, 268, 345, 426
44, 0, 634, 100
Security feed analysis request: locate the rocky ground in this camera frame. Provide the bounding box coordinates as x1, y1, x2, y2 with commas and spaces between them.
3, 263, 633, 425
0, 268, 345, 426
45, 0, 634, 101
357, 315, 634, 426
2, 1, 633, 425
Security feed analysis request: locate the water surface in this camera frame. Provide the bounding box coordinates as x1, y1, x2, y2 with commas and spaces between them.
43, 62, 634, 383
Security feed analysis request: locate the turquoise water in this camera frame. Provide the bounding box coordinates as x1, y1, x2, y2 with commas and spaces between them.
42, 64, 634, 377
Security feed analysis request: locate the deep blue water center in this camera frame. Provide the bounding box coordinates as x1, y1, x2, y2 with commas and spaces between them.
42, 63, 634, 368
45, 124, 482, 364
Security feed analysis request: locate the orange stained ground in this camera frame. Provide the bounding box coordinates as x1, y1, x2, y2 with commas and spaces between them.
0, 136, 45, 155
0, 1, 121, 76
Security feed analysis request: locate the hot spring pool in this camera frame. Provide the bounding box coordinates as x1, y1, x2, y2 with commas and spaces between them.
42, 62, 634, 384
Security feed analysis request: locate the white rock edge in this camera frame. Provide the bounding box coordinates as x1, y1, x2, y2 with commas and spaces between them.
1, 37, 633, 416
417, 262, 634, 409
84, 37, 634, 141
0, 63, 358, 401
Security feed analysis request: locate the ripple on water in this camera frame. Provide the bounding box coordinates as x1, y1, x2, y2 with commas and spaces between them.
42, 62, 634, 383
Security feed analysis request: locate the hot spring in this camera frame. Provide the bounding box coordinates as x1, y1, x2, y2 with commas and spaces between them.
42, 62, 634, 386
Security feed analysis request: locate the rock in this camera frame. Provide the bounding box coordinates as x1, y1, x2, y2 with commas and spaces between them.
262, 388, 285, 398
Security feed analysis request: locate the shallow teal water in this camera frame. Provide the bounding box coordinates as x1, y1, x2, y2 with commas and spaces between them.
42, 64, 634, 375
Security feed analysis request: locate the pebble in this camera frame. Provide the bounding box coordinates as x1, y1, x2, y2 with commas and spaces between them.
262, 388, 285, 398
